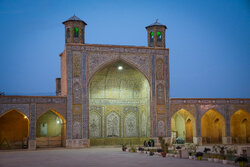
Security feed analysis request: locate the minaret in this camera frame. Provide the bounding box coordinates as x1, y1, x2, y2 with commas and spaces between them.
146, 19, 167, 48
62, 14, 87, 44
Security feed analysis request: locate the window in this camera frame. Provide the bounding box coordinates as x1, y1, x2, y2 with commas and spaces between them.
74, 27, 79, 37
150, 32, 154, 42
66, 28, 70, 38
157, 32, 162, 42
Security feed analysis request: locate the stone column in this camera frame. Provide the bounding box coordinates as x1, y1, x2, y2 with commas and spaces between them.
223, 105, 232, 144
193, 105, 202, 145
29, 103, 36, 150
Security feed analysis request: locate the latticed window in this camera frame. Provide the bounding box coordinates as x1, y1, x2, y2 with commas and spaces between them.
157, 32, 162, 42
74, 27, 79, 37
150, 32, 154, 42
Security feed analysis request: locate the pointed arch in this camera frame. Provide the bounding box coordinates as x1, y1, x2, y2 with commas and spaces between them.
88, 59, 151, 145
0, 109, 29, 149
36, 109, 66, 148
88, 58, 151, 87
106, 112, 120, 137
89, 111, 101, 138
171, 109, 196, 143
230, 109, 250, 143
124, 112, 137, 137
201, 109, 226, 144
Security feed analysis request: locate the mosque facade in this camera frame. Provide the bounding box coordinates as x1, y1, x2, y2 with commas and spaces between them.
0, 15, 249, 149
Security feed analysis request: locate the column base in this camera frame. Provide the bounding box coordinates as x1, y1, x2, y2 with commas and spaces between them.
193, 137, 202, 146
66, 139, 89, 148
222, 137, 232, 144
28, 140, 36, 150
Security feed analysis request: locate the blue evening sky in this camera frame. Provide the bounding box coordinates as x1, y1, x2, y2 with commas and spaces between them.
0, 0, 249, 98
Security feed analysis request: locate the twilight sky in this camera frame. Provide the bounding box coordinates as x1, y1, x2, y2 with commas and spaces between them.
0, 0, 249, 98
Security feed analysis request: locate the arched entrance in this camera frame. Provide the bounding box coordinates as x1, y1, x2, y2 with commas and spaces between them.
231, 109, 250, 144
0, 110, 29, 149
201, 109, 226, 144
88, 61, 151, 145
36, 110, 66, 148
171, 109, 196, 143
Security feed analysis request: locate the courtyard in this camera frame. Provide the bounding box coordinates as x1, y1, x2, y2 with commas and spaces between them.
0, 147, 236, 167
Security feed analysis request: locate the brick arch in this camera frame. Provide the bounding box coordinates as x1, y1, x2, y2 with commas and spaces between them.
201, 108, 226, 123
0, 109, 30, 148
0, 104, 29, 118
36, 105, 66, 121
171, 108, 197, 139
230, 109, 250, 143
200, 105, 226, 119
0, 109, 30, 121
170, 105, 196, 118
229, 106, 250, 117
36, 109, 66, 123
201, 108, 226, 143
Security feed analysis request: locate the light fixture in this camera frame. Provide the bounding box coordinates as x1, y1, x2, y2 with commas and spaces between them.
24, 116, 27, 119
57, 120, 60, 124
118, 65, 123, 70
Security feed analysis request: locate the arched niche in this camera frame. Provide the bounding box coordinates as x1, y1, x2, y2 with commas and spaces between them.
36, 110, 66, 148
171, 109, 196, 143
0, 110, 29, 149
230, 109, 250, 143
201, 109, 226, 144
88, 61, 151, 145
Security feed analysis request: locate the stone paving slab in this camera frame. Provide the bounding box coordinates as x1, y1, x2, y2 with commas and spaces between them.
0, 148, 236, 167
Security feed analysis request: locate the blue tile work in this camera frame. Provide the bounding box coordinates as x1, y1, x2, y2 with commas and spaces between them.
225, 105, 231, 136
152, 55, 157, 137
165, 55, 171, 137
66, 50, 72, 139
82, 52, 88, 139
195, 105, 201, 137
29, 103, 36, 140
152, 55, 155, 97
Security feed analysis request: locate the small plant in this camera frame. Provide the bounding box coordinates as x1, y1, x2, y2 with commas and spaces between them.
217, 145, 227, 155
188, 152, 192, 156
195, 152, 203, 160
185, 143, 196, 156
226, 147, 237, 155
235, 156, 248, 167
157, 148, 163, 153
149, 151, 154, 156
212, 145, 218, 154
130, 146, 136, 153
158, 137, 169, 157
122, 144, 127, 151
203, 147, 211, 153
175, 137, 185, 144
176, 146, 181, 150
138, 146, 144, 151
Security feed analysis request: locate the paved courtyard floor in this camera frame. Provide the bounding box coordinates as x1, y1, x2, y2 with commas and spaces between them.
0, 147, 236, 167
